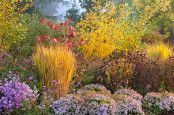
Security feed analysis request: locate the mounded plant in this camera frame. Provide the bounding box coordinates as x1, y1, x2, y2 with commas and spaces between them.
32, 44, 75, 99
0, 74, 39, 114
142, 92, 174, 115
112, 94, 144, 115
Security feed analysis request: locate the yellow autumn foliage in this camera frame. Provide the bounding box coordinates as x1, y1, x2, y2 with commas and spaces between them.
77, 1, 151, 59
0, 0, 33, 50
32, 44, 75, 99
145, 43, 172, 60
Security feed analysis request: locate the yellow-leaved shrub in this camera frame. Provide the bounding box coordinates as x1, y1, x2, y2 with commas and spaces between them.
32, 44, 75, 99
0, 0, 33, 50
76, 1, 151, 59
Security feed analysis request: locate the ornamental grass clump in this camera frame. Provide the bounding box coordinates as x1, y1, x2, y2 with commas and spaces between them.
142, 92, 174, 114
145, 43, 172, 60
0, 74, 39, 114
32, 44, 75, 99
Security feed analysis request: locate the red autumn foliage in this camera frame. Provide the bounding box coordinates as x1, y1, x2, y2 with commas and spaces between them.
36, 18, 86, 48
40, 18, 44, 24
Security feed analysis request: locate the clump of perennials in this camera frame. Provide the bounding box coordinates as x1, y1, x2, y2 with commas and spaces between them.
0, 71, 39, 114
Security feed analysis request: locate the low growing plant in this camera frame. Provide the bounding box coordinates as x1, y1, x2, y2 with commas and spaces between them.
0, 49, 39, 89
142, 92, 174, 115
0, 74, 39, 114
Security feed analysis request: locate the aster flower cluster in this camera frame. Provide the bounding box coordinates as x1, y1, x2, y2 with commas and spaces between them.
37, 86, 54, 111
83, 84, 111, 95
114, 88, 143, 101
113, 88, 144, 114
53, 91, 117, 115
112, 94, 144, 115
53, 84, 117, 115
53, 94, 83, 114
52, 84, 174, 115
0, 74, 39, 114
79, 93, 117, 115
143, 92, 174, 114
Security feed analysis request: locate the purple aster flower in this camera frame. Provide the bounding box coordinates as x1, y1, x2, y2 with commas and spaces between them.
28, 76, 34, 81
58, 62, 63, 65
41, 104, 45, 109
3, 53, 7, 56
146, 85, 151, 89
77, 82, 80, 85
0, 72, 39, 114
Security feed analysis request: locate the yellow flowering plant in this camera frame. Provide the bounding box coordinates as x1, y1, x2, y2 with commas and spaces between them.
77, 0, 152, 59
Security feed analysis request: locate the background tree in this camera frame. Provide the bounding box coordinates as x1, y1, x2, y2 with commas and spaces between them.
65, 4, 81, 27
131, 0, 174, 44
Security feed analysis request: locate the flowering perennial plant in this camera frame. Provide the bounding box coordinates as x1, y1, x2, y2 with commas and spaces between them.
53, 94, 83, 114
0, 74, 39, 114
53, 89, 117, 115
114, 88, 143, 101
37, 86, 55, 113
83, 84, 111, 95
112, 94, 144, 115
142, 92, 174, 114
79, 93, 117, 115
76, 89, 117, 114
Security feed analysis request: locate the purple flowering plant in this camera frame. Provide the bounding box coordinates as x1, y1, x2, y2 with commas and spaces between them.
142, 92, 174, 115
0, 49, 39, 89
0, 74, 39, 114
